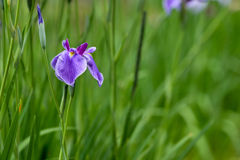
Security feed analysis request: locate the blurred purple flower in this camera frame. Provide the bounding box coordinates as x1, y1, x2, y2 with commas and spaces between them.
51, 39, 103, 87
163, 0, 182, 15
216, 0, 231, 6
163, 0, 208, 15
186, 0, 208, 13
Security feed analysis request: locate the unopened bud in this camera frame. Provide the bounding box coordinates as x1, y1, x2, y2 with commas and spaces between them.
38, 23, 46, 49
37, 5, 46, 49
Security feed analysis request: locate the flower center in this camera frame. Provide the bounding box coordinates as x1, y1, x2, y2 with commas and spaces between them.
69, 52, 75, 57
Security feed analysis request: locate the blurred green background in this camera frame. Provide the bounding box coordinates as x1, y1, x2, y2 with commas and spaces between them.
1, 0, 240, 159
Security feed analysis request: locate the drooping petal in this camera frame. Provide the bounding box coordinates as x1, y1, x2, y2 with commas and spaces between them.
51, 51, 66, 70
77, 43, 88, 55
37, 4, 43, 24
85, 47, 96, 54
62, 39, 70, 51
55, 52, 87, 86
83, 53, 104, 87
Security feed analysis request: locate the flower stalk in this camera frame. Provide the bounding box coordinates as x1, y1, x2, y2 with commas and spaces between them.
109, 0, 117, 158
59, 88, 74, 160
37, 4, 60, 113
42, 49, 60, 115
59, 84, 69, 160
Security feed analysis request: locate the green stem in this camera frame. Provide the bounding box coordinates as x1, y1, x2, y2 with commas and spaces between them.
59, 96, 73, 160
59, 85, 68, 159
0, 38, 14, 106
42, 49, 60, 115
0, 0, 20, 106
30, 27, 34, 88
2, 10, 5, 78
110, 0, 117, 159
13, 0, 20, 29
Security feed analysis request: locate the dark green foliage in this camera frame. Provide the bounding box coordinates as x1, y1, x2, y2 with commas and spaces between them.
0, 0, 239, 160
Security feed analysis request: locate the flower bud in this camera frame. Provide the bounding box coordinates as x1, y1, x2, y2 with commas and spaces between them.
38, 23, 46, 49
37, 4, 46, 49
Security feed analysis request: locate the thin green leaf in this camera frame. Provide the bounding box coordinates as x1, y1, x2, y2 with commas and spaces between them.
114, 33, 128, 64
177, 121, 214, 160
26, 115, 36, 160
132, 130, 155, 160
20, 89, 33, 124
0, 63, 19, 128
162, 133, 192, 160
17, 26, 22, 49
19, 127, 76, 153
1, 104, 19, 160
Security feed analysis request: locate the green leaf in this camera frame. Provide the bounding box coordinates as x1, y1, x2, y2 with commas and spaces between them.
26, 115, 36, 160
1, 104, 19, 160
162, 133, 192, 160
17, 26, 22, 49
132, 130, 155, 160
0, 64, 19, 128
177, 121, 214, 160
19, 127, 76, 153
20, 89, 33, 124
115, 33, 128, 64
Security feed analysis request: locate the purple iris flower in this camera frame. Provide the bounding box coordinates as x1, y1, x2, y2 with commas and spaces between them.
37, 4, 43, 24
51, 39, 104, 87
163, 0, 208, 15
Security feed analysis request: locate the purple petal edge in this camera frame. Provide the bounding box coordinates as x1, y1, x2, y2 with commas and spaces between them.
85, 47, 96, 54
83, 53, 104, 87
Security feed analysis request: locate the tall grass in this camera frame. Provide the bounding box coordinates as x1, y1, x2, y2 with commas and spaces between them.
0, 0, 240, 159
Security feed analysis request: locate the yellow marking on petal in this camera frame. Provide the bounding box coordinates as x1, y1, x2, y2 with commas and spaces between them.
86, 53, 92, 57
69, 52, 75, 57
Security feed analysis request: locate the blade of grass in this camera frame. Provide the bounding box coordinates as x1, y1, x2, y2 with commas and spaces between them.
19, 89, 33, 124
162, 133, 192, 160
1, 102, 19, 160
19, 127, 76, 153
26, 115, 36, 160
177, 121, 214, 160
132, 130, 155, 160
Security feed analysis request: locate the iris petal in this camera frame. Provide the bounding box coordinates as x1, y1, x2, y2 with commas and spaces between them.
77, 43, 88, 55
85, 47, 96, 54
83, 53, 104, 87
55, 52, 87, 86
51, 51, 66, 70
62, 39, 70, 51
